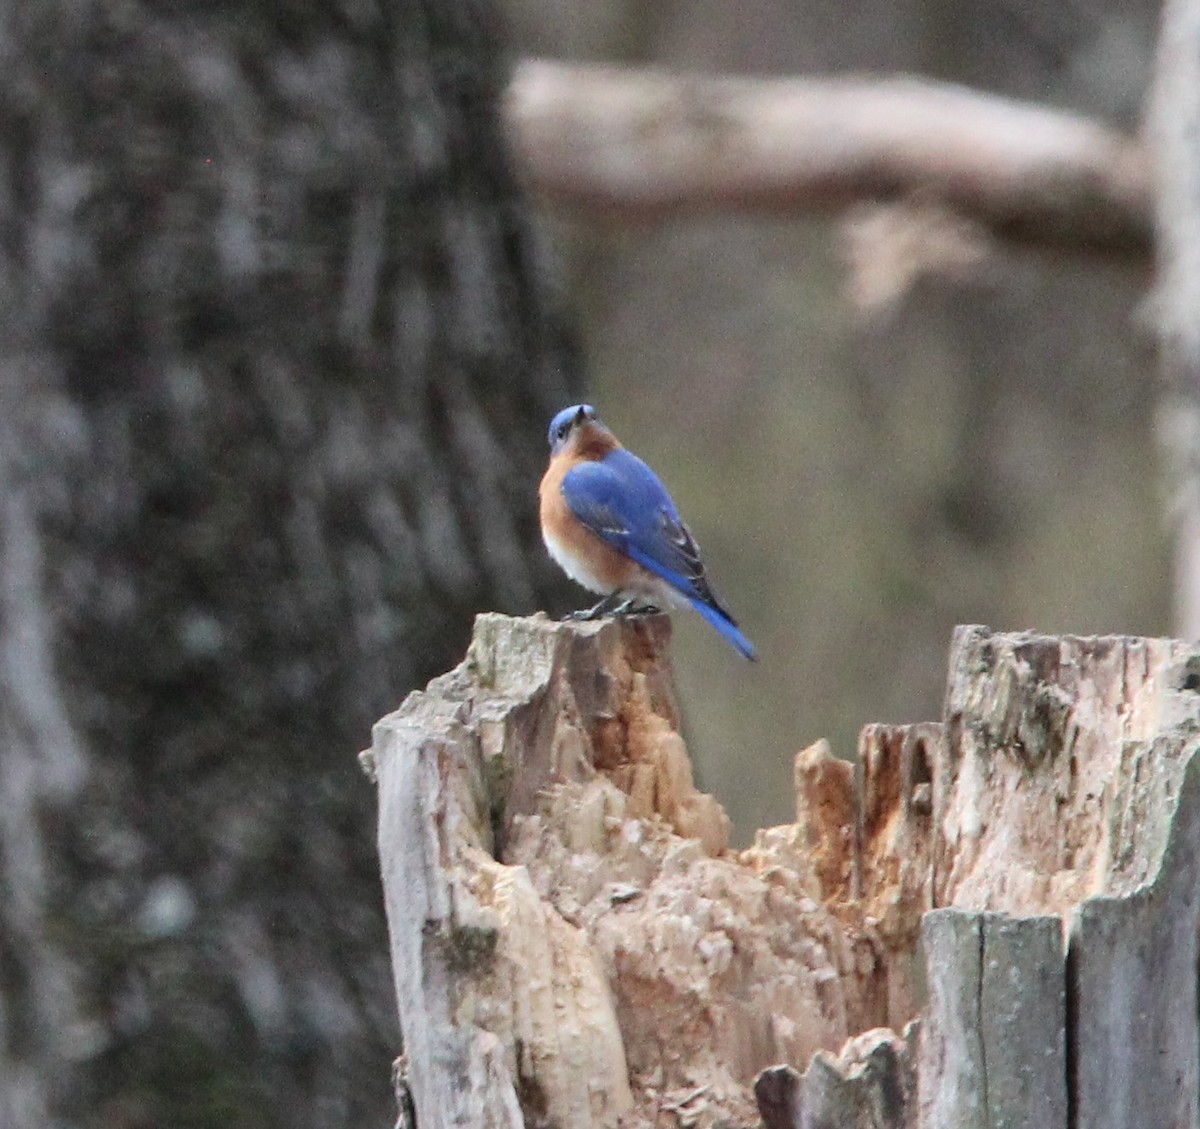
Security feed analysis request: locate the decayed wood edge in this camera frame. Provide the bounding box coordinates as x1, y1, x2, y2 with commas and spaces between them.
374, 724, 525, 1129
505, 60, 1151, 256
755, 1024, 917, 1129
934, 625, 1200, 913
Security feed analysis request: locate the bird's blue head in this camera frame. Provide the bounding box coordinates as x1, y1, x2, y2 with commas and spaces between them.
547, 403, 598, 454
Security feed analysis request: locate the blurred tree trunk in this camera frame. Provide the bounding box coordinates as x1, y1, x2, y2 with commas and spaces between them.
1153, 0, 1200, 639
0, 2, 578, 1127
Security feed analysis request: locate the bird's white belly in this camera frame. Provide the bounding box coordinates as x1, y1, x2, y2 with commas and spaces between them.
541, 526, 686, 609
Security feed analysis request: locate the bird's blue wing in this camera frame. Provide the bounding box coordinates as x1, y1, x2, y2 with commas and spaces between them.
560, 450, 758, 661
560, 452, 670, 551
559, 448, 748, 662
561, 450, 702, 592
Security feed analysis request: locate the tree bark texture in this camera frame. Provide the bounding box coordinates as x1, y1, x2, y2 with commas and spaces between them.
0, 3, 578, 1127
373, 616, 1200, 1128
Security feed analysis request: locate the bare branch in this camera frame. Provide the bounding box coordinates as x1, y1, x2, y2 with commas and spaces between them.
506, 60, 1152, 255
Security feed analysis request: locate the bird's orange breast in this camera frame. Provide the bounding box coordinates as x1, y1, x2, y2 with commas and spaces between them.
539, 453, 639, 595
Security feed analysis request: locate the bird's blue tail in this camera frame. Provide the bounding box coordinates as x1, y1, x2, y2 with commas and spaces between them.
621, 542, 757, 660
688, 597, 758, 661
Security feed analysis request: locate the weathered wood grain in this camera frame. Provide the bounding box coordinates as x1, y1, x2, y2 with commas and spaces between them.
919, 910, 1065, 1129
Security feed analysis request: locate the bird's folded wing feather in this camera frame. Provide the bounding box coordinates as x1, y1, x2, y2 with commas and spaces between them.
561, 450, 708, 597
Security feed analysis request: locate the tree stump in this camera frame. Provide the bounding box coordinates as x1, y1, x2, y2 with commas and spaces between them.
368, 618, 1200, 1128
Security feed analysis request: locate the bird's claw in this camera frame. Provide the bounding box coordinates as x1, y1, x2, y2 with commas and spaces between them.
562, 595, 662, 623
613, 598, 661, 616
562, 593, 623, 622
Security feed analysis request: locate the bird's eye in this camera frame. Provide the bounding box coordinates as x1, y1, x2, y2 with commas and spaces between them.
556, 422, 569, 441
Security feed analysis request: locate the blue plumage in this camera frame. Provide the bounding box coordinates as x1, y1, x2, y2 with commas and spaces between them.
561, 449, 757, 660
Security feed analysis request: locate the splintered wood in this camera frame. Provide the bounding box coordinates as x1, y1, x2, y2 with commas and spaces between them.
370, 618, 1200, 1129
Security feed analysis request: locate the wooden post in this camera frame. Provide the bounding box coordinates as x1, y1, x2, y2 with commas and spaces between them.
919, 911, 1066, 1129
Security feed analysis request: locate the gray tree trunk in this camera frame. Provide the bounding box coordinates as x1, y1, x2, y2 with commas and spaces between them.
0, 2, 578, 1126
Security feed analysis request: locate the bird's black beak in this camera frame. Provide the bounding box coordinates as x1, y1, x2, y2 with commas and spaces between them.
574, 406, 588, 427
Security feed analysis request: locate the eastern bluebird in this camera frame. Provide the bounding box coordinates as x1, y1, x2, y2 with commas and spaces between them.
539, 404, 757, 660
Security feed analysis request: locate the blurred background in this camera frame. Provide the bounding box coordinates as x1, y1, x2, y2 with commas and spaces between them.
501, 0, 1168, 836
0, 1, 1174, 1126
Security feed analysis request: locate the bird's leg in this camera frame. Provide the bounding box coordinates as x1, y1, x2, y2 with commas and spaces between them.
612, 598, 661, 616
563, 591, 625, 621
563, 593, 663, 622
